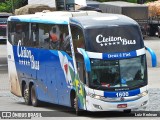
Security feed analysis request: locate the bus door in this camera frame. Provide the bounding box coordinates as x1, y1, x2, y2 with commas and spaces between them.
70, 24, 87, 109
70, 24, 86, 82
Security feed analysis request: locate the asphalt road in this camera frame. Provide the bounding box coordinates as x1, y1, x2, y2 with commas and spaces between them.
0, 37, 160, 120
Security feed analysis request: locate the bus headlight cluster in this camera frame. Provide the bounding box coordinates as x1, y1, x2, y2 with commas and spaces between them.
88, 93, 105, 100
138, 91, 148, 97
88, 93, 120, 102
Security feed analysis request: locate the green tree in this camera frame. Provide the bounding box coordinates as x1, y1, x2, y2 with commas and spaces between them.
0, 0, 12, 12
0, 0, 27, 13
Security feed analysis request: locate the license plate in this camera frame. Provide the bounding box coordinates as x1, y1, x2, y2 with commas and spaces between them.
117, 104, 127, 108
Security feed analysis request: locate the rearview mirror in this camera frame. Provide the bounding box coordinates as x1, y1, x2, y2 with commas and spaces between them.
145, 47, 157, 67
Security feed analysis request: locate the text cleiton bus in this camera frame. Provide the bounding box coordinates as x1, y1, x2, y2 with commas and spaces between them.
7, 11, 157, 114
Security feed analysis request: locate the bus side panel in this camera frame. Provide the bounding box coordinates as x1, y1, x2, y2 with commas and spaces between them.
35, 49, 72, 106
12, 42, 38, 97
7, 41, 22, 97
57, 51, 75, 106
45, 50, 72, 106
36, 49, 59, 103
56, 68, 71, 106
45, 66, 58, 104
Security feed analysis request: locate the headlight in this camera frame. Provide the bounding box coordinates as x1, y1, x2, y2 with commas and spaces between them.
138, 91, 148, 97
88, 93, 105, 100
89, 93, 120, 102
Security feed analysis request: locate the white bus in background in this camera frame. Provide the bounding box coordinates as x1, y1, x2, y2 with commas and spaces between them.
0, 12, 12, 43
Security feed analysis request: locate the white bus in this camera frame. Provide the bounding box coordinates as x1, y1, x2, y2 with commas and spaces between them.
7, 11, 157, 115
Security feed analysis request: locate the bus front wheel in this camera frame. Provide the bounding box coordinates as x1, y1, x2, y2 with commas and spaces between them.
23, 84, 31, 105
31, 85, 40, 107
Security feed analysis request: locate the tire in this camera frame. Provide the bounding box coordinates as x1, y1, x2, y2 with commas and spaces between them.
31, 85, 40, 107
23, 84, 31, 105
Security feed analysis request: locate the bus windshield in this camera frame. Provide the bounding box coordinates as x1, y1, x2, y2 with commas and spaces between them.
89, 55, 147, 90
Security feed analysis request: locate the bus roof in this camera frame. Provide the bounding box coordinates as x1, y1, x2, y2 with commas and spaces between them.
70, 14, 138, 29
8, 11, 100, 24
8, 11, 138, 27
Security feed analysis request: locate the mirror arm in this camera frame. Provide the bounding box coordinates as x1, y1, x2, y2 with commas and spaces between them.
145, 46, 157, 67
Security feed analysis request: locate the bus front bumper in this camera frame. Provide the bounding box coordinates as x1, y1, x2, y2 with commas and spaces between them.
85, 94, 148, 111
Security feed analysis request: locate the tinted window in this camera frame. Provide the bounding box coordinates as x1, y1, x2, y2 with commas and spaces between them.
39, 24, 69, 50
70, 25, 85, 53
71, 25, 86, 83
85, 25, 143, 53
8, 22, 71, 52
31, 24, 39, 47
8, 22, 29, 46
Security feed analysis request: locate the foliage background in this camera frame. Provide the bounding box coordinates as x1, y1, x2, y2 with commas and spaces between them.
0, 0, 27, 13
0, 0, 158, 13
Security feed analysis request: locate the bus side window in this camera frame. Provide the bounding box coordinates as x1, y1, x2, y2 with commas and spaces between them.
39, 24, 50, 49
70, 25, 85, 52
59, 25, 72, 56
8, 22, 16, 45
38, 24, 62, 50
22, 23, 29, 46
49, 25, 61, 50
13, 23, 25, 45
70, 25, 86, 83
31, 24, 39, 47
